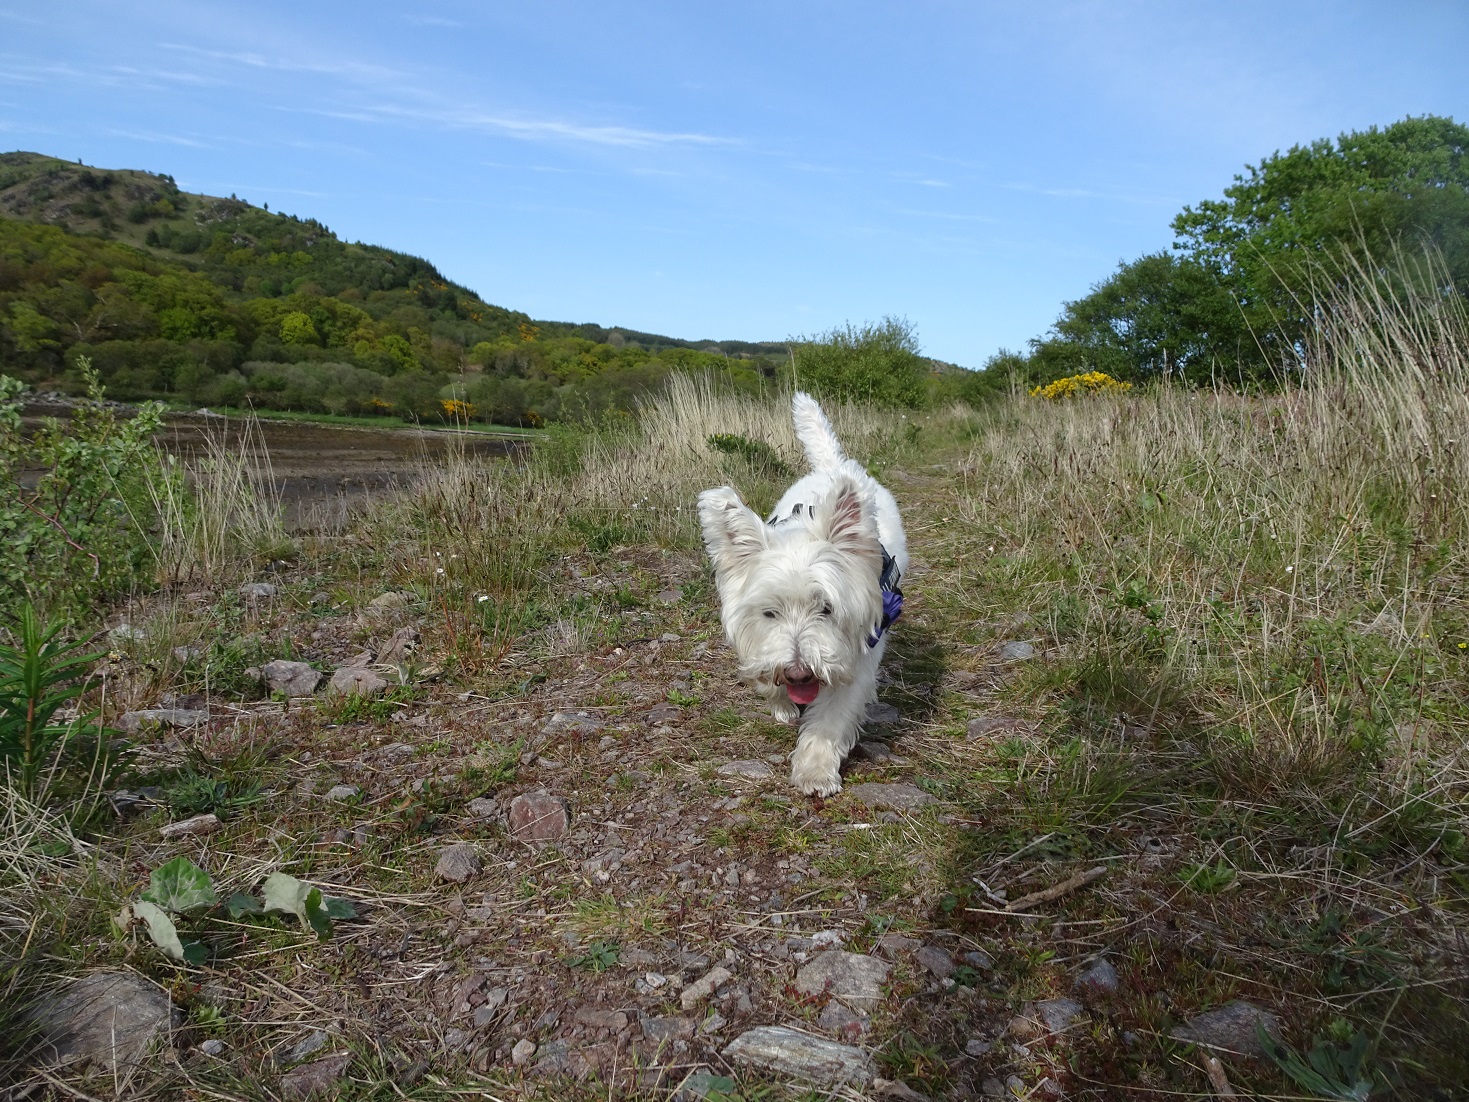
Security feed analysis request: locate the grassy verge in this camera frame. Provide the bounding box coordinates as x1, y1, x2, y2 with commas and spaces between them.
3, 270, 1467, 1101
174, 403, 540, 437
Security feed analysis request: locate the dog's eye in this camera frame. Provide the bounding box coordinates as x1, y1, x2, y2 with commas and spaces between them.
763, 610, 777, 619
819, 603, 833, 616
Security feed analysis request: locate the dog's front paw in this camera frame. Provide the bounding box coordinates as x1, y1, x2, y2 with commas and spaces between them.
770, 698, 800, 724
790, 746, 843, 797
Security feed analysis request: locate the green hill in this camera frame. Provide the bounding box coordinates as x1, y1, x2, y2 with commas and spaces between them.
0, 152, 784, 424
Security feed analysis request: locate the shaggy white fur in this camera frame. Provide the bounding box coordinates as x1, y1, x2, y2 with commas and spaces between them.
698, 393, 909, 796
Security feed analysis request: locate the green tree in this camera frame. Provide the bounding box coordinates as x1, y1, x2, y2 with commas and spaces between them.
279, 311, 320, 346
792, 316, 927, 407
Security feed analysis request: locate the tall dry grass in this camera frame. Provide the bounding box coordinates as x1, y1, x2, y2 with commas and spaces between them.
955, 251, 1469, 825
147, 415, 291, 585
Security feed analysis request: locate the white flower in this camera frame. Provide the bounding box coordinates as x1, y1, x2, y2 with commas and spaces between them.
1285, 565, 1294, 574
436, 568, 444, 575
477, 595, 489, 603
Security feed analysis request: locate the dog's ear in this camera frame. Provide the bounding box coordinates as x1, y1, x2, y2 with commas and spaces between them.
817, 478, 881, 563
698, 487, 767, 574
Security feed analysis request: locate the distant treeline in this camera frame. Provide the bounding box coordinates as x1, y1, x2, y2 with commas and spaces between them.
0, 153, 786, 424
962, 115, 1469, 399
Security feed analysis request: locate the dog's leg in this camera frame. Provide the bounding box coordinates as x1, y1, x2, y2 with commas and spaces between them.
789, 679, 870, 795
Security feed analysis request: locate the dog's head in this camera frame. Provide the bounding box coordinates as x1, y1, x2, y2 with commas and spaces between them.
697, 476, 883, 704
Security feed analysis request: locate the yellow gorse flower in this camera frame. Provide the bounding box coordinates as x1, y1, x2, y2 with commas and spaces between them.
441, 398, 476, 419
1029, 371, 1133, 400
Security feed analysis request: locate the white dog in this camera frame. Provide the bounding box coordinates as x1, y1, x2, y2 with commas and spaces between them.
698, 393, 908, 796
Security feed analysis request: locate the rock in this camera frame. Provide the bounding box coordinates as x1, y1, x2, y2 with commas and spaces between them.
287, 1030, 329, 1063
851, 740, 896, 763
967, 715, 1020, 739
698, 1012, 727, 1034
511, 1038, 537, 1066
655, 589, 682, 604
172, 646, 202, 663
1074, 957, 1119, 998
1171, 1000, 1282, 1059
378, 626, 419, 665
642, 1016, 696, 1046
326, 785, 360, 802
543, 711, 602, 735
28, 971, 178, 1072
964, 1038, 992, 1057
680, 966, 732, 1010
998, 640, 1036, 662
864, 702, 901, 726
119, 708, 209, 734
280, 1053, 351, 1098
465, 797, 498, 819
367, 591, 412, 611
818, 999, 870, 1039
794, 951, 891, 1011
810, 929, 845, 949
645, 703, 682, 725
844, 783, 935, 812
199, 1038, 226, 1056
436, 844, 482, 883
914, 945, 955, 979
716, 760, 774, 781
1011, 997, 1085, 1038
159, 813, 221, 839
533, 1038, 571, 1072
964, 949, 995, 970
508, 790, 570, 842
240, 582, 278, 600
981, 1078, 1006, 1099
874, 932, 921, 958
109, 623, 145, 643
262, 660, 322, 697
643, 972, 668, 989
723, 1025, 874, 1086
329, 665, 388, 698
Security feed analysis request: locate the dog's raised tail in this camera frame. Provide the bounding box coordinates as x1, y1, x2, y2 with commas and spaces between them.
791, 391, 846, 471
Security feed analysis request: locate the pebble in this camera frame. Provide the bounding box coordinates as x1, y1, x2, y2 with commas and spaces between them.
239, 582, 277, 600
1171, 1000, 1282, 1058
280, 1054, 351, 1099
964, 1038, 992, 1057
507, 790, 570, 842
844, 783, 935, 812
511, 1038, 537, 1066
863, 702, 902, 726
818, 999, 870, 1039
286, 1030, 328, 1063
326, 785, 359, 802
716, 759, 774, 781
435, 844, 482, 883
794, 951, 891, 1011
998, 640, 1037, 661
119, 709, 209, 734
679, 966, 731, 1010
367, 591, 412, 610
159, 813, 221, 840
915, 945, 956, 979
199, 1038, 225, 1056
967, 715, 1019, 739
723, 1025, 874, 1086
1074, 956, 1119, 997
329, 665, 388, 698
465, 797, 498, 818
260, 660, 322, 697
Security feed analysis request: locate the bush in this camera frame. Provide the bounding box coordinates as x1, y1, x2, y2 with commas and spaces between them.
791, 316, 927, 407
0, 361, 177, 622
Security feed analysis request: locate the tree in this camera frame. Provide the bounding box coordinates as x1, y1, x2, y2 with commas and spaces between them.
792, 316, 927, 407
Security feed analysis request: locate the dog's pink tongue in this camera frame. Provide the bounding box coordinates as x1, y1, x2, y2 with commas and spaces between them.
787, 680, 820, 706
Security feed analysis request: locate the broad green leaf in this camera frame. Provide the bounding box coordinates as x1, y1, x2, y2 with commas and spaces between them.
134, 899, 186, 960
182, 941, 208, 965
261, 871, 313, 922
224, 892, 264, 918
323, 897, 357, 921
142, 856, 217, 913
303, 888, 332, 940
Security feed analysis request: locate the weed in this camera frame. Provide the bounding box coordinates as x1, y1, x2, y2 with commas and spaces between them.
567, 940, 619, 972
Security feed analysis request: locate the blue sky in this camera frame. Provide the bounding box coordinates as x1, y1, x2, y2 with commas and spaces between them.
2, 2, 1465, 366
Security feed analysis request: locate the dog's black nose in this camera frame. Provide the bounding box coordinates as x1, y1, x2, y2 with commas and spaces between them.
783, 662, 814, 685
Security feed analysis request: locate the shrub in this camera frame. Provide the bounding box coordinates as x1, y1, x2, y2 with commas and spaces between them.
1029, 370, 1132, 400
791, 316, 928, 407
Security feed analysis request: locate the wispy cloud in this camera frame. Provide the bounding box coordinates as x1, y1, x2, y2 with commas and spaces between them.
157, 42, 401, 83
894, 208, 999, 224
1002, 180, 1178, 206
403, 14, 463, 28
106, 128, 210, 148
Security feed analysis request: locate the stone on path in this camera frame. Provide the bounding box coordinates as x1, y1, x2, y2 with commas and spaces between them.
465, 797, 498, 819
378, 626, 419, 665
28, 971, 178, 1072
436, 844, 482, 883
1011, 998, 1084, 1038
844, 783, 935, 812
543, 711, 603, 735
716, 759, 774, 781
367, 591, 412, 611
119, 708, 209, 734
851, 740, 897, 763
817, 999, 870, 1040
326, 785, 359, 802
723, 1025, 874, 1086
1074, 957, 1119, 998
508, 790, 570, 841
679, 966, 731, 1010
159, 813, 221, 839
280, 1052, 351, 1098
240, 582, 277, 600
261, 660, 322, 697
511, 1038, 537, 1066
967, 715, 1020, 739
998, 640, 1037, 662
645, 702, 682, 725
1171, 1000, 1282, 1059
794, 951, 891, 1011
329, 665, 388, 698
873, 932, 921, 958
915, 945, 956, 979
864, 702, 901, 726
